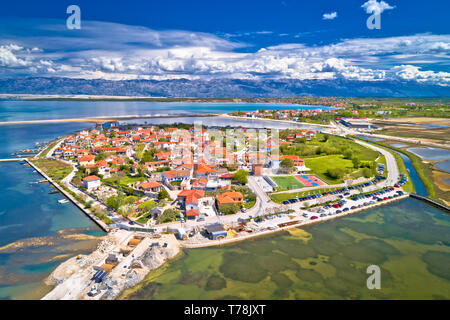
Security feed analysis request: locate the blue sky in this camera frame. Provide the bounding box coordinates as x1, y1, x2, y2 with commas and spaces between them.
0, 0, 449, 85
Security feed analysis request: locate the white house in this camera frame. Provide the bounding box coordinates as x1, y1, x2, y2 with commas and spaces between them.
83, 175, 101, 189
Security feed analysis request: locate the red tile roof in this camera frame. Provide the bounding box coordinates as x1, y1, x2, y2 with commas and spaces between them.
83, 175, 100, 182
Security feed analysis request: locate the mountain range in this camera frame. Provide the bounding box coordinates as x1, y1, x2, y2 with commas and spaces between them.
0, 77, 448, 97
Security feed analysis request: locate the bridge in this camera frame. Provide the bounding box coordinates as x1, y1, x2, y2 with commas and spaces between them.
409, 193, 450, 213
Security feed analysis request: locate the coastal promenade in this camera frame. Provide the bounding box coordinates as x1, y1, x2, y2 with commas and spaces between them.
0, 158, 27, 162
26, 159, 110, 232
181, 193, 410, 248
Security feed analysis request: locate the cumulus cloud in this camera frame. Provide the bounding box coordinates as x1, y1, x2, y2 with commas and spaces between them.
323, 12, 338, 20
0, 44, 28, 67
361, 0, 395, 15
0, 20, 449, 86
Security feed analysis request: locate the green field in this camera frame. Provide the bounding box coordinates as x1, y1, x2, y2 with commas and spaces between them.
103, 175, 146, 187
304, 155, 354, 184
32, 158, 73, 182
271, 176, 304, 190
270, 187, 341, 203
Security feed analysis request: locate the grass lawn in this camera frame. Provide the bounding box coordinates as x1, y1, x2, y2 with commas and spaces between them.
304, 155, 354, 184
243, 199, 256, 209
103, 175, 146, 187
271, 176, 304, 190
39, 139, 61, 158
32, 159, 73, 182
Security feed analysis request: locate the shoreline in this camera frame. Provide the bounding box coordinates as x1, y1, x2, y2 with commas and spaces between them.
0, 113, 219, 126
180, 194, 410, 248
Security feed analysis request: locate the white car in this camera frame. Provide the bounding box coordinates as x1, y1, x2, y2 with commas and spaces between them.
88, 286, 100, 297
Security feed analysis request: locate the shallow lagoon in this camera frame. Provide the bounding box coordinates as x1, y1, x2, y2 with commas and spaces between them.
435, 160, 450, 174
356, 135, 384, 141
407, 147, 450, 161
123, 197, 450, 300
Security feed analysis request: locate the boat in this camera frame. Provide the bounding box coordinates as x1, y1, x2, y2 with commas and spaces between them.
58, 199, 69, 204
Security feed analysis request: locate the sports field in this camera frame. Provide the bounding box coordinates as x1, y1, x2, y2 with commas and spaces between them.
271, 176, 304, 190
295, 175, 327, 187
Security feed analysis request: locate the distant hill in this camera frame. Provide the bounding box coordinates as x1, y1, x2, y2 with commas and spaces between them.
0, 77, 448, 97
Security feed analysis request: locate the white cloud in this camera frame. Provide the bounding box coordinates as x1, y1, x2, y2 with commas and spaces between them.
0, 20, 449, 86
323, 12, 338, 20
361, 0, 395, 15
0, 44, 28, 67
392, 65, 450, 85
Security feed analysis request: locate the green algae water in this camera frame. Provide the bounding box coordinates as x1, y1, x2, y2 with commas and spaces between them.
123, 197, 450, 300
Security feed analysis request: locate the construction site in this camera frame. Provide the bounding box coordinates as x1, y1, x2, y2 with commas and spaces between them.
42, 229, 180, 300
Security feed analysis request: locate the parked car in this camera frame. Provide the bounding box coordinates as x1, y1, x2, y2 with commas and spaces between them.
87, 286, 100, 297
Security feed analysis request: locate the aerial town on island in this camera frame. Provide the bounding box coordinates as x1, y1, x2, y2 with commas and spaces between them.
25, 104, 439, 300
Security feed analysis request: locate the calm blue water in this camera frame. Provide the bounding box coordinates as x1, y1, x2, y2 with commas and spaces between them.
435, 160, 450, 174
0, 122, 93, 159
0, 100, 331, 122
0, 162, 105, 299
394, 151, 428, 196
402, 123, 449, 129
407, 147, 450, 161
390, 144, 408, 148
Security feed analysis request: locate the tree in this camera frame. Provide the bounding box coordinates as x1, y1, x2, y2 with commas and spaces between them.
343, 149, 353, 160
157, 209, 179, 224
218, 204, 239, 215
233, 169, 249, 185
89, 166, 99, 176
362, 167, 372, 178
352, 156, 361, 169
326, 168, 345, 180
280, 158, 294, 172
158, 188, 170, 200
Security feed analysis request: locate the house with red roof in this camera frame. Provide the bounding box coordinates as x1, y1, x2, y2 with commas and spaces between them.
217, 191, 243, 206
138, 181, 162, 194
83, 175, 101, 189
177, 189, 205, 219
78, 155, 95, 166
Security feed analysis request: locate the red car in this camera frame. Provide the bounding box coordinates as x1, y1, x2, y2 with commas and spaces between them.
394, 184, 399, 188
384, 197, 388, 200
310, 216, 318, 220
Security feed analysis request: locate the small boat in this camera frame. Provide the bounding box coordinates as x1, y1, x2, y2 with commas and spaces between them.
58, 199, 69, 204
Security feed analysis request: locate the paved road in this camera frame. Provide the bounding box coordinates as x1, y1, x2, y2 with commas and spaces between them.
354, 139, 400, 187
